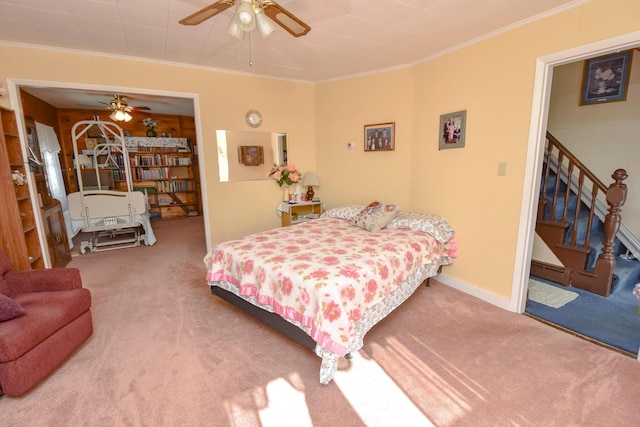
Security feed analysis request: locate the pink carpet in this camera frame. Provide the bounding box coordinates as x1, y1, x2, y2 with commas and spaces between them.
1, 216, 639, 426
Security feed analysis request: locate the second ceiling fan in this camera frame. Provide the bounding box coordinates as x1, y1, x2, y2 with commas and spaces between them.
179, 0, 310, 38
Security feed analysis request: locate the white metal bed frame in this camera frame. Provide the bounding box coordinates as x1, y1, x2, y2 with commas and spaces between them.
69, 119, 143, 252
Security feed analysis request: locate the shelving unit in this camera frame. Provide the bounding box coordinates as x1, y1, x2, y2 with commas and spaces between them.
79, 138, 199, 220
279, 201, 324, 227
0, 107, 44, 269
128, 149, 199, 220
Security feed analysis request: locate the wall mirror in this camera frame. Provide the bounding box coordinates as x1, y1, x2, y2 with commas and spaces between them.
216, 130, 287, 182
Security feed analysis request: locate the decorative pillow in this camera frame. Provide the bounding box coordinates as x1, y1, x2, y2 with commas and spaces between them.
0, 294, 26, 322
385, 212, 455, 243
351, 201, 400, 232
321, 205, 366, 221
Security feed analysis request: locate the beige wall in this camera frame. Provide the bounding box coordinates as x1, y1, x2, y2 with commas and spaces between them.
316, 0, 640, 301
0, 47, 315, 245
1, 0, 639, 305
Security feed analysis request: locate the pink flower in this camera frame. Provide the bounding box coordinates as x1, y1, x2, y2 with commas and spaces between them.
366, 279, 377, 294
242, 259, 254, 275
322, 256, 341, 265
300, 288, 310, 305
213, 250, 224, 263
339, 265, 360, 279
348, 308, 362, 322
340, 285, 356, 301
323, 301, 341, 322
310, 269, 330, 279
281, 276, 293, 296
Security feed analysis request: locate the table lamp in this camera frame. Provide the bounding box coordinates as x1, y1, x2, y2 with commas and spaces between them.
303, 172, 319, 201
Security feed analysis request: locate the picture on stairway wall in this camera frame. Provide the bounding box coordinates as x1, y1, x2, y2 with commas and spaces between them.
439, 110, 466, 150
580, 50, 632, 106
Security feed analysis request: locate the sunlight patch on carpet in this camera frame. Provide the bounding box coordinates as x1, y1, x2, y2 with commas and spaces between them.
528, 279, 578, 308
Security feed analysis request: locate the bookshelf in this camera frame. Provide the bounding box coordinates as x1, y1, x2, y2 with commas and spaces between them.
0, 107, 44, 269
80, 137, 199, 220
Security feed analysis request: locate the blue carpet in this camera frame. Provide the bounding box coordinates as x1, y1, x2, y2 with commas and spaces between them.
525, 275, 640, 355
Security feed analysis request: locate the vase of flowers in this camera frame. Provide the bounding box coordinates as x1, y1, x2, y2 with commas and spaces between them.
142, 118, 158, 137
633, 283, 640, 314
268, 164, 300, 201
12, 170, 26, 186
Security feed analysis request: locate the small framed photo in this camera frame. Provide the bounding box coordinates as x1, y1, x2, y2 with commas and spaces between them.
580, 51, 632, 106
439, 110, 466, 149
238, 145, 264, 166
364, 122, 395, 151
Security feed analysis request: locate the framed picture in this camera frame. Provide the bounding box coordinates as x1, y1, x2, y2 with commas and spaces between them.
439, 110, 466, 149
238, 145, 264, 166
364, 122, 395, 151
580, 51, 632, 105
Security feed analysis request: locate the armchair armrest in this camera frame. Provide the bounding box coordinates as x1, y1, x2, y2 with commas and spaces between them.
4, 268, 83, 295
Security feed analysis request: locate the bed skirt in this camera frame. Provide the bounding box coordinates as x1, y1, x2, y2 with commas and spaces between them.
209, 260, 443, 384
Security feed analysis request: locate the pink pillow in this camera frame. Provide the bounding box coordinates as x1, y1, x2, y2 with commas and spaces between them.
0, 294, 25, 322
351, 201, 400, 232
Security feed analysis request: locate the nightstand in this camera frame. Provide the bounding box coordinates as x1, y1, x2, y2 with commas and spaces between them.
278, 201, 324, 226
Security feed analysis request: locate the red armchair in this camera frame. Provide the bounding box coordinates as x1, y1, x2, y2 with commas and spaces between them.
0, 250, 93, 396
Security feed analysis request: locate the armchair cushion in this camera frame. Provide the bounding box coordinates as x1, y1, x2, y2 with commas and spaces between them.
0, 294, 25, 322
0, 288, 91, 362
4, 268, 82, 295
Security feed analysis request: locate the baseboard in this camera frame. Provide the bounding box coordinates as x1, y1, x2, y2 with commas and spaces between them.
435, 272, 512, 311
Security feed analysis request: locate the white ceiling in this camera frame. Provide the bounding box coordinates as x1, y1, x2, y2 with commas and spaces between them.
1, 0, 584, 115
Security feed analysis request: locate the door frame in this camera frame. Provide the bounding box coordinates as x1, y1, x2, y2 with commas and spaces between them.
6, 79, 210, 266
511, 30, 640, 360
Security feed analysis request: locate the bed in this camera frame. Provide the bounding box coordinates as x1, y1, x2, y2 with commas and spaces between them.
68, 119, 156, 252
67, 190, 157, 249
204, 203, 456, 384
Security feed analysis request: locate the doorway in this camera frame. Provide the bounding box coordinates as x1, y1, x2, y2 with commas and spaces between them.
514, 31, 640, 360
6, 80, 210, 266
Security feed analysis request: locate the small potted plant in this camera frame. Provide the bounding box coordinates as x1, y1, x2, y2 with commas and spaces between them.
142, 118, 158, 137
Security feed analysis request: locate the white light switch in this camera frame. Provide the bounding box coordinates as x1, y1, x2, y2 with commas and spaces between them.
497, 162, 507, 176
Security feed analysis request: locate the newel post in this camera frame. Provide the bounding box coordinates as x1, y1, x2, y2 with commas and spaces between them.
599, 169, 628, 264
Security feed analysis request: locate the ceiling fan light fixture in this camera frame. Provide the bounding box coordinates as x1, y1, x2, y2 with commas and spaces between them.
110, 109, 132, 122
237, 1, 254, 24
227, 17, 245, 40
235, 0, 256, 32
255, 10, 275, 38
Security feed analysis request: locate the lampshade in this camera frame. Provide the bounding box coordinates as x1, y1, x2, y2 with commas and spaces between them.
236, 0, 256, 32
303, 172, 319, 187
255, 10, 275, 38
226, 18, 245, 40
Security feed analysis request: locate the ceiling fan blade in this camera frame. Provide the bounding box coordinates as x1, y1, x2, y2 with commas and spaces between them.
261, 1, 310, 37
179, 0, 235, 26
131, 106, 151, 111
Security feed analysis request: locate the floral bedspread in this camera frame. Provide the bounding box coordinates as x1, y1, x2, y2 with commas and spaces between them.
204, 217, 453, 357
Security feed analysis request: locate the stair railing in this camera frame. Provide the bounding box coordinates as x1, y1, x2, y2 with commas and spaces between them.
538, 132, 628, 296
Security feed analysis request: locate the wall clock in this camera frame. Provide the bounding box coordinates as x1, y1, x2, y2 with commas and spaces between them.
246, 110, 262, 128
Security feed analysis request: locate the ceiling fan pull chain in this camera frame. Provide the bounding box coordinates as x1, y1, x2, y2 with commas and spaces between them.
248, 32, 253, 67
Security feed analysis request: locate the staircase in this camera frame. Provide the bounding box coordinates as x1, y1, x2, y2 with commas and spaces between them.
532, 132, 640, 297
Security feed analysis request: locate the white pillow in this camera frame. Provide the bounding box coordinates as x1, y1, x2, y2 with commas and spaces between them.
321, 205, 366, 221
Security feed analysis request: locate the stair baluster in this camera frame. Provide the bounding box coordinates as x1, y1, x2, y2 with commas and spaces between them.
532, 132, 628, 296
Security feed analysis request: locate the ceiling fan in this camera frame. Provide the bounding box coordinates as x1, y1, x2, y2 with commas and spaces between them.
179, 0, 310, 39
100, 95, 150, 122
